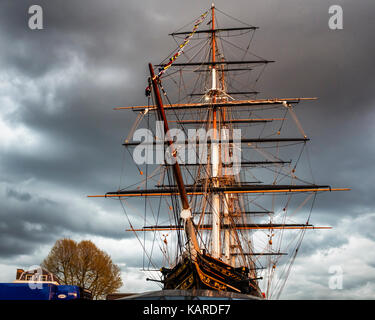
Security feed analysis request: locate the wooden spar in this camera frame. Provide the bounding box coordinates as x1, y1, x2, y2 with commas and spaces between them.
148, 63, 200, 254
126, 226, 332, 231
169, 118, 285, 124
122, 137, 310, 147
189, 91, 259, 96
113, 97, 318, 111
222, 160, 292, 167
125, 185, 332, 193
169, 26, 258, 36
155, 60, 274, 66
148, 64, 189, 209
164, 160, 291, 167
194, 68, 253, 72
191, 211, 274, 215
88, 187, 350, 198
141, 223, 315, 229
232, 253, 288, 256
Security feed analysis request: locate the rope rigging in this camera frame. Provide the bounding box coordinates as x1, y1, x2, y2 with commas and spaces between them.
107, 5, 338, 299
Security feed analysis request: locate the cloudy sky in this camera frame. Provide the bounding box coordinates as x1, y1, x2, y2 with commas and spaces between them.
0, 0, 374, 299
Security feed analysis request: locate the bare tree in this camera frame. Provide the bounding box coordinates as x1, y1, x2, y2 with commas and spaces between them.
42, 238, 123, 299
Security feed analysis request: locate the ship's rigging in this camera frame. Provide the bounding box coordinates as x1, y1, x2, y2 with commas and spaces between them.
89, 4, 349, 299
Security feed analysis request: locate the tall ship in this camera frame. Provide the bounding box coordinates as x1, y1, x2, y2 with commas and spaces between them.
90, 4, 349, 299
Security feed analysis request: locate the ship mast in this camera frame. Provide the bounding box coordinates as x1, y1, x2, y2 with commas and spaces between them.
148, 63, 200, 257
210, 4, 233, 264
220, 59, 233, 265
210, 3, 221, 259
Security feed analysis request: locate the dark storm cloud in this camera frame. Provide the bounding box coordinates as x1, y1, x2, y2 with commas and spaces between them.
0, 186, 134, 258
0, 0, 185, 82
6, 188, 32, 202
0, 0, 175, 193
253, 0, 375, 220
0, 0, 374, 297
0, 0, 184, 261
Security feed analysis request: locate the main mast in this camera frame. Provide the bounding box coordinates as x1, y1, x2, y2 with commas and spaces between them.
210, 4, 234, 264
210, 3, 221, 259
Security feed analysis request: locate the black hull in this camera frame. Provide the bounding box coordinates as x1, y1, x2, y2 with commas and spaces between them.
160, 252, 262, 298
120, 289, 262, 300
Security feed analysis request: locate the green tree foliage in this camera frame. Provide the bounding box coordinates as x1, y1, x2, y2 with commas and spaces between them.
42, 238, 123, 299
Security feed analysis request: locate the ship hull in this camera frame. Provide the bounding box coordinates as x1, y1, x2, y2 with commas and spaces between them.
161, 252, 262, 298
119, 289, 262, 300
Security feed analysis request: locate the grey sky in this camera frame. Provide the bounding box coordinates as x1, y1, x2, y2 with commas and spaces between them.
0, 0, 374, 299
